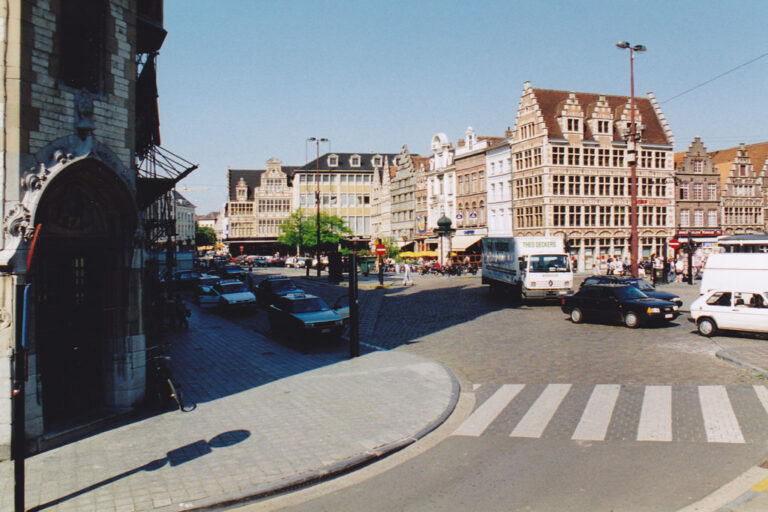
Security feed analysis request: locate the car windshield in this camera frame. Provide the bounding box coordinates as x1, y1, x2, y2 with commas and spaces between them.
628, 279, 654, 291
271, 280, 296, 292
529, 255, 569, 273
614, 286, 649, 300
291, 298, 329, 313
220, 282, 248, 294
200, 276, 219, 285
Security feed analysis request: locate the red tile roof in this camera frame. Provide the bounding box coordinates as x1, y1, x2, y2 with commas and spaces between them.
531, 88, 671, 145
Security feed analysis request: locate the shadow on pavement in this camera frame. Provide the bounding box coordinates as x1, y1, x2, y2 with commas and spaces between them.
27, 430, 250, 511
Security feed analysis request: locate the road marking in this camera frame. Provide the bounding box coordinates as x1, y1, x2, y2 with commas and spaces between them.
699, 385, 745, 444
510, 384, 572, 438
572, 384, 621, 441
453, 384, 524, 437
753, 385, 768, 416
637, 385, 673, 442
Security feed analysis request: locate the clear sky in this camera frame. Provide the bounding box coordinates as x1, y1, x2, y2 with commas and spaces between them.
157, 0, 768, 215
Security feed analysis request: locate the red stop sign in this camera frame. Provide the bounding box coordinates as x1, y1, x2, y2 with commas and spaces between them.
376, 244, 386, 255
669, 238, 680, 250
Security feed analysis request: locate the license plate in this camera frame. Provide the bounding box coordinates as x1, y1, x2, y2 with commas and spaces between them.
321, 328, 331, 333
665, 313, 673, 319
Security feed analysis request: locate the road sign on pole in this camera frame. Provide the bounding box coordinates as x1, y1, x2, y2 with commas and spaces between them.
669, 238, 680, 250
376, 244, 386, 256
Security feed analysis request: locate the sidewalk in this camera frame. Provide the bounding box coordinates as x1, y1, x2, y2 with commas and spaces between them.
0, 295, 459, 511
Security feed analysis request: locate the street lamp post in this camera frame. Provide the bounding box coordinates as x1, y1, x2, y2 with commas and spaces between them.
616, 40, 646, 278
307, 137, 329, 277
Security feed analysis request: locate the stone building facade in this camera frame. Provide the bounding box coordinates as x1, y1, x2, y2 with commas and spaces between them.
390, 146, 427, 246
673, 137, 722, 244
370, 157, 395, 242
426, 133, 456, 233
225, 158, 297, 255
486, 130, 514, 236
1, 0, 166, 457
712, 143, 767, 235
509, 82, 675, 270
293, 153, 396, 241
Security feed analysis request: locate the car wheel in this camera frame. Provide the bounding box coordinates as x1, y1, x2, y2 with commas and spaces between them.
697, 318, 717, 337
624, 311, 640, 328
570, 307, 584, 324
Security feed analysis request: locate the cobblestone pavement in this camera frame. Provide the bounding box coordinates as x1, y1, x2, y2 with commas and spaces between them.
3, 267, 768, 512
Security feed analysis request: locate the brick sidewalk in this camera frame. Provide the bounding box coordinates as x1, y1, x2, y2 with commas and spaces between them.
0, 293, 458, 511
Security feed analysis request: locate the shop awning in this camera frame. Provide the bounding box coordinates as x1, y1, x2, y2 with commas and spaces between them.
398, 240, 415, 249
451, 235, 483, 252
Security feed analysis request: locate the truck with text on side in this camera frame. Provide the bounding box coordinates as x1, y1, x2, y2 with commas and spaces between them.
481, 236, 574, 301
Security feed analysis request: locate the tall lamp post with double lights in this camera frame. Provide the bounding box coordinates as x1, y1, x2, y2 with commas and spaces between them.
308, 137, 329, 277
616, 40, 646, 278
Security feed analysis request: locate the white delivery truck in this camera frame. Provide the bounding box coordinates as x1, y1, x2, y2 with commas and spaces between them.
699, 253, 768, 295
482, 236, 574, 300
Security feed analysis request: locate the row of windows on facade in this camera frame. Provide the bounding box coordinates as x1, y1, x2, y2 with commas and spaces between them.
229, 200, 292, 216
722, 207, 763, 226
322, 155, 384, 167
456, 202, 486, 227
679, 209, 719, 228
679, 183, 720, 201
547, 205, 668, 228
230, 215, 372, 237
297, 173, 373, 184
298, 193, 371, 208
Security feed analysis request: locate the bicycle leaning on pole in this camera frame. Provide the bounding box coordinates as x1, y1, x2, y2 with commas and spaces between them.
146, 344, 194, 412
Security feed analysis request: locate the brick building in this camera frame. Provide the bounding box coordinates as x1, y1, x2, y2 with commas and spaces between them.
711, 143, 768, 235
673, 137, 722, 245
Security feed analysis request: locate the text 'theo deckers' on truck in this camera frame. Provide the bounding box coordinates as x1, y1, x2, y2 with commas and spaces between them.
481, 236, 574, 300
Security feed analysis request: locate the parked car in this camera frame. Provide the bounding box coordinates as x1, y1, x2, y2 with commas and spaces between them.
214, 279, 256, 309
580, 276, 683, 307
218, 264, 246, 281
195, 274, 222, 306
255, 276, 303, 306
170, 270, 201, 291
267, 292, 346, 340
251, 256, 269, 267
689, 289, 768, 337
561, 284, 679, 328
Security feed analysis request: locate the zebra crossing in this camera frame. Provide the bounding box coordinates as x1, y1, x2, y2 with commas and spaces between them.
453, 383, 768, 444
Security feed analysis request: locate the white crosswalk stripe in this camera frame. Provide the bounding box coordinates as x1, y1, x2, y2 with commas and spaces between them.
510, 384, 571, 438
452, 383, 764, 444
637, 385, 673, 442
698, 385, 745, 444
454, 384, 524, 437
572, 384, 621, 441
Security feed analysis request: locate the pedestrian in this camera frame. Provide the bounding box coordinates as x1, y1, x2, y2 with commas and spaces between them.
403, 261, 413, 286
675, 257, 684, 283
668, 260, 675, 283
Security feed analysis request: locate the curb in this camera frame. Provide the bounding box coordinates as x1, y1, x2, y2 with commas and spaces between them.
675, 466, 768, 512
156, 361, 462, 512
715, 350, 768, 379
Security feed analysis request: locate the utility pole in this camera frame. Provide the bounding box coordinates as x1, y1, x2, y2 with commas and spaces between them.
307, 137, 329, 277
616, 41, 646, 277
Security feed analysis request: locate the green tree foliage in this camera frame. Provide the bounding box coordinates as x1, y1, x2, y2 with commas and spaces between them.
279, 209, 352, 251
196, 225, 216, 246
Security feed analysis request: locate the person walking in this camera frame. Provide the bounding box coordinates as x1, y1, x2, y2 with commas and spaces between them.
403, 261, 413, 286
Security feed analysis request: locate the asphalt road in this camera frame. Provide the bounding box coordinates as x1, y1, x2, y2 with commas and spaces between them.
226, 270, 768, 512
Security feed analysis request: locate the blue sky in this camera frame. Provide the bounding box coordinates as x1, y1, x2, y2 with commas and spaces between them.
158, 0, 768, 214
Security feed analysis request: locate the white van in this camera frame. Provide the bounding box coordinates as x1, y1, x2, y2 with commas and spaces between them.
699, 253, 768, 295
690, 290, 768, 337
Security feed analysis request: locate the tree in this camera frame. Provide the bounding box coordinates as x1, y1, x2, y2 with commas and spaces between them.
196, 225, 216, 246
278, 209, 352, 253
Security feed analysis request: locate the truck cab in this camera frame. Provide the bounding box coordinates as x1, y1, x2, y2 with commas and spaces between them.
519, 253, 572, 299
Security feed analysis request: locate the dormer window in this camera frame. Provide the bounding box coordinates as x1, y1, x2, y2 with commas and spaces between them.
692, 160, 703, 173
350, 155, 361, 167
235, 178, 248, 201
566, 118, 580, 132
328, 155, 339, 167
372, 155, 382, 167
596, 120, 609, 134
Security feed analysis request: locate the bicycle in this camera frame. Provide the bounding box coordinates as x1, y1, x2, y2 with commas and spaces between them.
146, 345, 193, 412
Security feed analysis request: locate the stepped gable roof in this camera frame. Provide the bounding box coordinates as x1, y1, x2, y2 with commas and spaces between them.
531, 88, 671, 145
298, 152, 399, 172
709, 141, 768, 189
